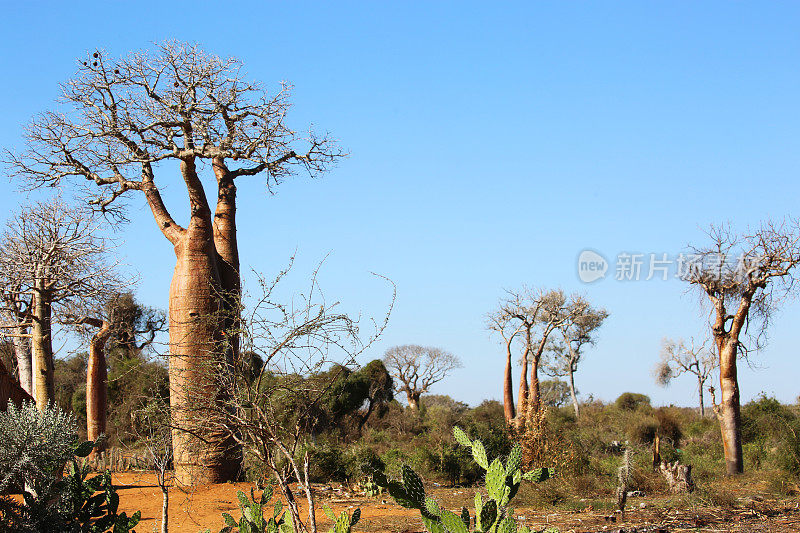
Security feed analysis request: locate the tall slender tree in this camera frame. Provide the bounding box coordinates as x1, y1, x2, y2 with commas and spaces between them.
7, 42, 343, 483
684, 220, 800, 475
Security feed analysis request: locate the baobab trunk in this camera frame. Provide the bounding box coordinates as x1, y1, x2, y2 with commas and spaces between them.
716, 339, 743, 475
698, 375, 705, 417
503, 338, 516, 423
568, 368, 580, 418
86, 320, 111, 452
407, 392, 421, 411
158, 159, 240, 485
516, 354, 529, 430
13, 327, 32, 397
30, 288, 54, 410
528, 357, 541, 414
212, 159, 241, 362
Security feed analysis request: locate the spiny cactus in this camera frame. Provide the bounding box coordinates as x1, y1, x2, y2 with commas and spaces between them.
323, 504, 361, 533
372, 426, 554, 533
203, 481, 294, 533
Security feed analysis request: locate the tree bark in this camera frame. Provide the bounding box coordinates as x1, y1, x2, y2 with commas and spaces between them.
516, 350, 528, 430
13, 327, 32, 397
529, 356, 541, 414
86, 320, 111, 452
716, 339, 743, 475
30, 287, 54, 410
0, 357, 33, 411
212, 159, 241, 362
407, 391, 420, 411
698, 375, 705, 417
160, 486, 169, 533
503, 337, 516, 423
156, 158, 240, 485
568, 368, 580, 417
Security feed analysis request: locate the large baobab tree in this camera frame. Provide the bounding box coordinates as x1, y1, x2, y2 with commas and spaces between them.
7, 42, 343, 484
383, 345, 461, 411
0, 286, 33, 397
490, 288, 581, 427
653, 338, 717, 417
0, 199, 123, 411
684, 220, 800, 475
545, 298, 608, 417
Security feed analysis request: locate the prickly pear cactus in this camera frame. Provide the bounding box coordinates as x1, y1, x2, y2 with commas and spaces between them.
203, 480, 297, 533
372, 426, 555, 533
323, 504, 361, 533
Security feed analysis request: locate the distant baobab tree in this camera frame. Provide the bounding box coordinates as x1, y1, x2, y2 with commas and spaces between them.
683, 220, 800, 475
0, 199, 124, 411
489, 288, 583, 428
545, 297, 608, 418
653, 338, 717, 417
6, 42, 344, 484
383, 345, 461, 411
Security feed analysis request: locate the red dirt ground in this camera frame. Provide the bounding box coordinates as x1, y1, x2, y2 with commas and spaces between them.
113, 472, 800, 533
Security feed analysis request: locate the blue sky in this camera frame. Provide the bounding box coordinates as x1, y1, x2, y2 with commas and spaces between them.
1, 2, 798, 407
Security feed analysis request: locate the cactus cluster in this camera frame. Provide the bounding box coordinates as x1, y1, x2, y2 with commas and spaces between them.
322, 504, 361, 533
371, 426, 554, 533
203, 481, 294, 533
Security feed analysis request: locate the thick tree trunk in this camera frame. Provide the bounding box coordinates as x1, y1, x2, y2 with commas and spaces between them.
86, 320, 111, 452
716, 339, 743, 475
0, 357, 33, 411
503, 338, 516, 423
698, 376, 705, 417
213, 160, 241, 362
516, 352, 529, 430
30, 288, 54, 410
528, 356, 541, 414
407, 392, 420, 411
13, 327, 32, 397
568, 368, 580, 417
163, 158, 240, 485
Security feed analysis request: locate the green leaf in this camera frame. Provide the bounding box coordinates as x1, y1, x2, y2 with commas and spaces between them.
474, 492, 483, 517
479, 499, 497, 531
351, 508, 361, 527
223, 512, 237, 526
496, 516, 517, 533
440, 509, 469, 533
402, 465, 425, 504
485, 459, 506, 501
273, 499, 284, 517
280, 522, 295, 533
453, 426, 472, 447
129, 510, 141, 527
505, 445, 522, 475
424, 497, 440, 516
421, 514, 446, 533
323, 504, 337, 521
237, 490, 251, 509
387, 481, 418, 509
472, 440, 489, 470
522, 468, 552, 483
74, 440, 95, 458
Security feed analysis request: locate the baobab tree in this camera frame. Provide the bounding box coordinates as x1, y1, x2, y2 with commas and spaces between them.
7, 42, 343, 483
383, 345, 461, 411
0, 286, 33, 397
486, 311, 523, 423
490, 288, 582, 427
683, 220, 800, 475
653, 338, 717, 417
0, 199, 124, 411
545, 298, 608, 417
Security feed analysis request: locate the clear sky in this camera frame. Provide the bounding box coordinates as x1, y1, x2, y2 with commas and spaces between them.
0, 1, 798, 407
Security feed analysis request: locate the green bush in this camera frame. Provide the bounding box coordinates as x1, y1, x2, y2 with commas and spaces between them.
615, 392, 651, 411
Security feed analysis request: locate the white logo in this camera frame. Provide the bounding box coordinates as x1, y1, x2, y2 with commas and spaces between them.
577, 250, 608, 283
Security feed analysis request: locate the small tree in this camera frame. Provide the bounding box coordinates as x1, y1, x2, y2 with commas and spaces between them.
653, 338, 717, 416
383, 345, 462, 411
545, 298, 608, 417
683, 220, 800, 474
131, 400, 173, 533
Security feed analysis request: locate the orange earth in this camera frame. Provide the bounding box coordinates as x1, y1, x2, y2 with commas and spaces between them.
112, 472, 800, 533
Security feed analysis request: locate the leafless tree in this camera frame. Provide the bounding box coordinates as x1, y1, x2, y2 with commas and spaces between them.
6, 42, 344, 484
0, 198, 125, 411
383, 345, 462, 411
201, 263, 393, 533
486, 311, 523, 423
545, 297, 608, 418
653, 337, 717, 417
130, 399, 173, 533
683, 219, 800, 474
490, 287, 582, 428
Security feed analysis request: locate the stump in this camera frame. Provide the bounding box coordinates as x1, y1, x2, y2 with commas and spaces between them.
659, 460, 694, 493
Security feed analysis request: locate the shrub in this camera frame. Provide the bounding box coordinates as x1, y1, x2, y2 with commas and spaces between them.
615, 392, 651, 411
